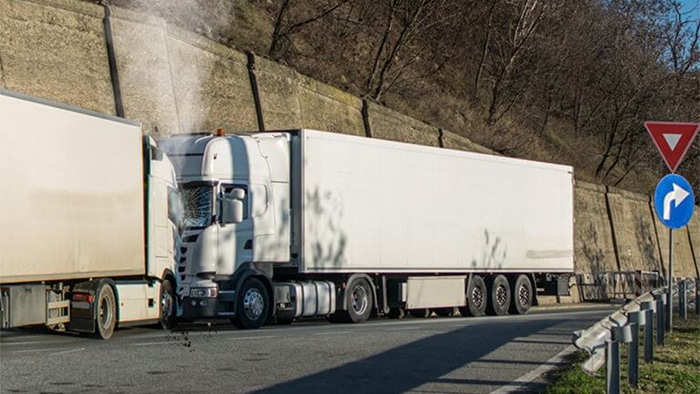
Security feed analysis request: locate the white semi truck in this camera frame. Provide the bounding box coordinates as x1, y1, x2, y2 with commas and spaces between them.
159, 129, 574, 329
0, 90, 182, 339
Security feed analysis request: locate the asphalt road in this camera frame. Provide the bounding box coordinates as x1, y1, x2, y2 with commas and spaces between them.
0, 306, 615, 394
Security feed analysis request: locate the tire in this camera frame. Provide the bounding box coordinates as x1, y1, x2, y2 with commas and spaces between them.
463, 275, 487, 317
509, 275, 533, 315
93, 283, 117, 340
159, 279, 178, 330
387, 307, 406, 319
485, 275, 511, 316
433, 307, 456, 317
408, 308, 430, 318
329, 278, 373, 323
232, 278, 270, 329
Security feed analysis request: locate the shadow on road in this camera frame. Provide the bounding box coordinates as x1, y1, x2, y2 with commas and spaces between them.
252, 318, 568, 394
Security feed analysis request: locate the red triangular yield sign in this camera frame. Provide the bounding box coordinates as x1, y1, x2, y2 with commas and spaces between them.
644, 121, 700, 173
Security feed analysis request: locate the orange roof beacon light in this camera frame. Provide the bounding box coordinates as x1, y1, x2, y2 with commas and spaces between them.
216, 128, 225, 137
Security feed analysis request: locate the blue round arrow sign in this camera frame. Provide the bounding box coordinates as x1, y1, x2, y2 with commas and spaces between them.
653, 174, 695, 229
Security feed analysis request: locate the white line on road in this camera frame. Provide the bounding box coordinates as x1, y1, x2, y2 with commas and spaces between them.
488, 345, 576, 394
51, 348, 84, 356
2, 341, 66, 346
314, 331, 351, 335
14, 348, 76, 354
131, 341, 176, 347
228, 335, 276, 341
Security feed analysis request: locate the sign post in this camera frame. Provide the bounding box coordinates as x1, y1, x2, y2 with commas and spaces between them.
645, 121, 699, 333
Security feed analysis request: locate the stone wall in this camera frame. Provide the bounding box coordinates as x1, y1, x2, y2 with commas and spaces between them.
1, 0, 698, 287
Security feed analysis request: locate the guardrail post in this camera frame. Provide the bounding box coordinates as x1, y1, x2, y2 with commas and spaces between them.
627, 319, 640, 388
642, 301, 655, 362
606, 338, 620, 394
645, 308, 654, 361
680, 280, 687, 320
657, 294, 666, 346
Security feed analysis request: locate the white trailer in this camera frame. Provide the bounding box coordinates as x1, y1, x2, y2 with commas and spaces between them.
160, 129, 574, 328
0, 90, 181, 339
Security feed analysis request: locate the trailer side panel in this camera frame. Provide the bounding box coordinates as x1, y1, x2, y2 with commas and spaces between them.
297, 129, 574, 274
0, 91, 146, 284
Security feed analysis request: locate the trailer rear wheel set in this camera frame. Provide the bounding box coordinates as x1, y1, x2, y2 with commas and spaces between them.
385, 274, 534, 321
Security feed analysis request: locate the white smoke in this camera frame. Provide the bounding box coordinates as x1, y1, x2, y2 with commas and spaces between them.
110, 0, 236, 136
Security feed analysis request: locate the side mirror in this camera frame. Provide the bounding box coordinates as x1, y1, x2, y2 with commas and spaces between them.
151, 146, 164, 161
220, 198, 244, 224
220, 188, 245, 225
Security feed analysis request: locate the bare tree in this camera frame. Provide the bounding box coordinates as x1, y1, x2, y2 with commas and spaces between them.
483, 0, 564, 124
269, 0, 351, 58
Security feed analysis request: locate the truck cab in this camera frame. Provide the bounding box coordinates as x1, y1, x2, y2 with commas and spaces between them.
159, 132, 292, 327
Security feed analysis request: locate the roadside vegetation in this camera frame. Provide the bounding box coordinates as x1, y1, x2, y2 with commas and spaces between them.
543, 315, 700, 394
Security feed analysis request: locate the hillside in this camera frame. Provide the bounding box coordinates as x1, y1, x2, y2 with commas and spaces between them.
104, 0, 699, 197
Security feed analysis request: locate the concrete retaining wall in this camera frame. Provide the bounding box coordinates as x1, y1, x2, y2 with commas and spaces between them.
573, 182, 617, 275
606, 187, 663, 273
0, 0, 114, 113
1, 0, 698, 288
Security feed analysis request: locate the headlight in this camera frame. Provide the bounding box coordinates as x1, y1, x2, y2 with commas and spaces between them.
189, 287, 218, 298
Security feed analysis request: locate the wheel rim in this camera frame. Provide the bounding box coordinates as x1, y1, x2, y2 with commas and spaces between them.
496, 285, 508, 307
161, 290, 174, 321
351, 285, 368, 315
471, 286, 484, 309
98, 295, 112, 329
243, 288, 265, 321
518, 284, 530, 307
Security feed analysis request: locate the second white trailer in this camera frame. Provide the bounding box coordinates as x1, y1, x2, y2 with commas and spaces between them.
294, 130, 574, 274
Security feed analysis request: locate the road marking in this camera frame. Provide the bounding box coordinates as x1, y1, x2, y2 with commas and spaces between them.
314, 331, 350, 335
51, 348, 84, 356
228, 335, 276, 341
131, 341, 175, 347
488, 345, 576, 394
14, 347, 76, 354
1, 341, 65, 346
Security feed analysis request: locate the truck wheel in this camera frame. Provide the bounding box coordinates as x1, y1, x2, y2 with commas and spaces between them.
93, 283, 117, 340
461, 275, 487, 317
159, 279, 178, 330
232, 278, 270, 329
347, 278, 373, 323
329, 278, 373, 323
433, 307, 456, 317
408, 308, 431, 318
485, 275, 511, 316
509, 275, 533, 315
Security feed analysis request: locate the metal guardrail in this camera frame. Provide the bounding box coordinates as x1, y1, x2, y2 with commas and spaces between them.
572, 287, 666, 376
572, 278, 699, 393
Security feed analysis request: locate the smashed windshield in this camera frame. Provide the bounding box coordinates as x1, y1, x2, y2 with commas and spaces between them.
181, 185, 214, 228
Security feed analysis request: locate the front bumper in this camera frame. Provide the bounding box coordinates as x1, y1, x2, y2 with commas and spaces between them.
181, 290, 237, 321
181, 296, 219, 320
